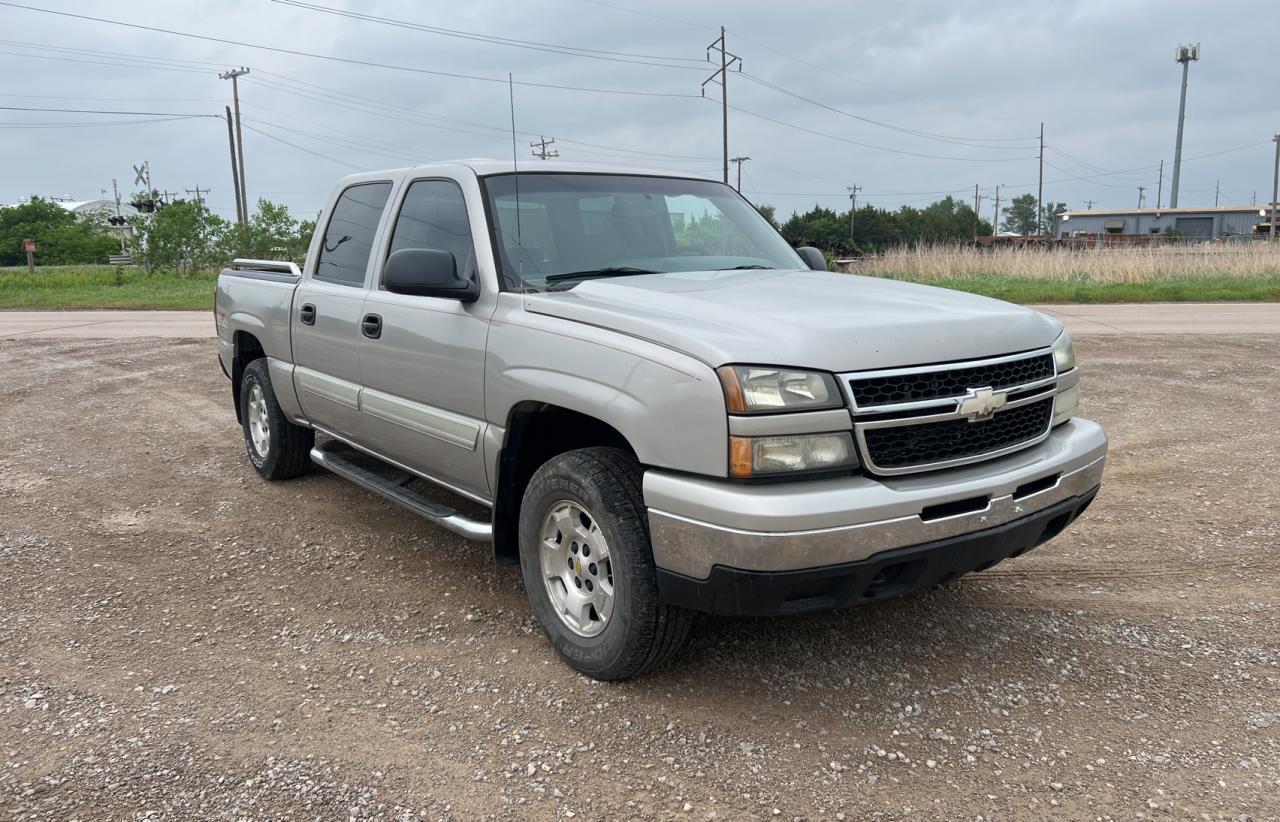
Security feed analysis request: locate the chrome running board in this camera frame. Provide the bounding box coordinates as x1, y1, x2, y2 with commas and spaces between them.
309, 442, 492, 542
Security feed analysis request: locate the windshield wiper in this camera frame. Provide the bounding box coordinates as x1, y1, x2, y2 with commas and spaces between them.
544, 266, 660, 283
719, 264, 771, 270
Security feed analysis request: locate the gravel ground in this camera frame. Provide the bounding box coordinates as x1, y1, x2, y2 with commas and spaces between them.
1, 335, 1277, 821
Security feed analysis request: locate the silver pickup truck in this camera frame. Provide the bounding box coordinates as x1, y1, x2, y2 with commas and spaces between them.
216, 161, 1106, 680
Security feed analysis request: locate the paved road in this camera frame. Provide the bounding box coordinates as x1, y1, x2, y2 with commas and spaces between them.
1, 303, 1278, 338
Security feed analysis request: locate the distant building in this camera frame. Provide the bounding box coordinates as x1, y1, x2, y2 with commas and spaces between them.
4, 196, 139, 238
1052, 204, 1275, 241
58, 198, 139, 222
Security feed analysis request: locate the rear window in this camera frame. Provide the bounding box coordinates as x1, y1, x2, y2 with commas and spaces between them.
314, 182, 392, 286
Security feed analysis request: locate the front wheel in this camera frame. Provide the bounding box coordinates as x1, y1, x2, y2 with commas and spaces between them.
518, 447, 692, 680
240, 358, 313, 480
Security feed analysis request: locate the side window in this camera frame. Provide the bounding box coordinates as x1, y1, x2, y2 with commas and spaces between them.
387, 180, 477, 281
314, 182, 392, 286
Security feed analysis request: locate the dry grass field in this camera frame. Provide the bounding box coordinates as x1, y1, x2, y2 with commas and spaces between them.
851, 241, 1280, 282
845, 242, 1280, 302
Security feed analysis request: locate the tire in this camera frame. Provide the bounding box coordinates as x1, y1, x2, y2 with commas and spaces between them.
240, 358, 314, 481
518, 447, 692, 680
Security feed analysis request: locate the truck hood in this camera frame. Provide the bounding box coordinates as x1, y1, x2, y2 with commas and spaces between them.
522, 269, 1062, 372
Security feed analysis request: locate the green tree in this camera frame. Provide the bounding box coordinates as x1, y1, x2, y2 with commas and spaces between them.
780, 205, 851, 254
1040, 201, 1068, 236
223, 199, 310, 261
0, 197, 118, 266
755, 203, 779, 231
1001, 193, 1039, 236
129, 199, 230, 270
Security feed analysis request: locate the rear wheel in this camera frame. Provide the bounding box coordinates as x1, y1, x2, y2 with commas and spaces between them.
240, 358, 313, 480
518, 447, 692, 680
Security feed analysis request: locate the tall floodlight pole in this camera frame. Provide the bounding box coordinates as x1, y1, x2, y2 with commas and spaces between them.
1169, 43, 1200, 208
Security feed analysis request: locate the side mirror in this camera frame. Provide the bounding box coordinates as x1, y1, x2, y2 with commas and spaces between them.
796, 246, 829, 271
383, 247, 478, 302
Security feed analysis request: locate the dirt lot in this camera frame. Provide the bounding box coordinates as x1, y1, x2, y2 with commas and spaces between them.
1, 335, 1277, 820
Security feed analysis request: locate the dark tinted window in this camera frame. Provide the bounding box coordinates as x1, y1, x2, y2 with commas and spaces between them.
314, 182, 392, 286
387, 180, 477, 280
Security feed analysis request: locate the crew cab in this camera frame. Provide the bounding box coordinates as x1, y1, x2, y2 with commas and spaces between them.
215, 160, 1106, 680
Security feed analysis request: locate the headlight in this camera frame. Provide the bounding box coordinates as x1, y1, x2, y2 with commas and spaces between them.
717, 366, 842, 413
1052, 330, 1075, 372
729, 432, 857, 478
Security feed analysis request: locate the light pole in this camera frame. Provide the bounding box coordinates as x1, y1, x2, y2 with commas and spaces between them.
1169, 43, 1199, 208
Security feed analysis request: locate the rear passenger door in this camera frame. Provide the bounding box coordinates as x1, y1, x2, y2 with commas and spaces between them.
291, 180, 393, 439
357, 177, 495, 501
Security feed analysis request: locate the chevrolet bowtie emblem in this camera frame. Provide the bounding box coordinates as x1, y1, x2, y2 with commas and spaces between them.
957, 386, 1007, 422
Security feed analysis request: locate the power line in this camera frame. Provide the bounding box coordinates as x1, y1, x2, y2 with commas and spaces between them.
0, 2, 702, 100
0, 115, 206, 128
244, 71, 715, 163
580, 0, 707, 31
736, 71, 1037, 148
271, 0, 707, 69
724, 100, 1039, 162
239, 121, 362, 169
0, 104, 219, 117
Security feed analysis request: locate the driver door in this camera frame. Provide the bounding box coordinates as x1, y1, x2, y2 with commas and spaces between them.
356, 177, 496, 501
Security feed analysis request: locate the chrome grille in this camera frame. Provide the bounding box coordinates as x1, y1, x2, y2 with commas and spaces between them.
843, 349, 1059, 476
848, 352, 1054, 409
862, 399, 1053, 470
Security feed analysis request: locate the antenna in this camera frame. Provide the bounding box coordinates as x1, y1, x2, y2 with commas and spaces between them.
508, 74, 523, 258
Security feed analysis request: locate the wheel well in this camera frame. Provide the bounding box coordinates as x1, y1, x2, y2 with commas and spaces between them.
230, 331, 266, 424
492, 403, 636, 566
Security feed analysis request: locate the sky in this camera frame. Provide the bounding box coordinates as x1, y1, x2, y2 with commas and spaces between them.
1, 0, 1276, 225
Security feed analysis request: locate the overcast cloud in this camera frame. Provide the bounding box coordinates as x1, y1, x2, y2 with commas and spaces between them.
2, 0, 1275, 222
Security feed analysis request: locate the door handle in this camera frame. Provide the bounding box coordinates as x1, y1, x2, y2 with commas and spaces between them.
299, 303, 316, 326
361, 313, 383, 340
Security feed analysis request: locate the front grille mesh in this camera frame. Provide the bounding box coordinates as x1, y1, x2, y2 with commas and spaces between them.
849, 353, 1054, 407
863, 399, 1053, 470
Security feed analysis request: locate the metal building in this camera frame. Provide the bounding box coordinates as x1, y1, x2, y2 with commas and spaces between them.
1052, 204, 1274, 241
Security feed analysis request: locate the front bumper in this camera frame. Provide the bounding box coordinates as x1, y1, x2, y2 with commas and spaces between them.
656, 487, 1098, 615
644, 418, 1107, 614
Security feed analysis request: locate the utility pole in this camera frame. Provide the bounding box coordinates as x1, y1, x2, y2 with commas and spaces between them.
186, 185, 210, 205
1214, 179, 1220, 207
992, 185, 1001, 236
160, 189, 179, 205
729, 156, 750, 192
972, 184, 984, 239
224, 106, 244, 224
701, 27, 740, 185
1156, 159, 1164, 209
1169, 43, 1200, 208
1036, 122, 1044, 236
529, 135, 558, 160
111, 178, 126, 254
846, 184, 860, 239
220, 67, 250, 220
1271, 134, 1279, 240
1085, 199, 1095, 210
1137, 185, 1147, 209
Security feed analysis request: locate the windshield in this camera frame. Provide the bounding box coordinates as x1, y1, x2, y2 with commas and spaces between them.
481, 173, 803, 289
